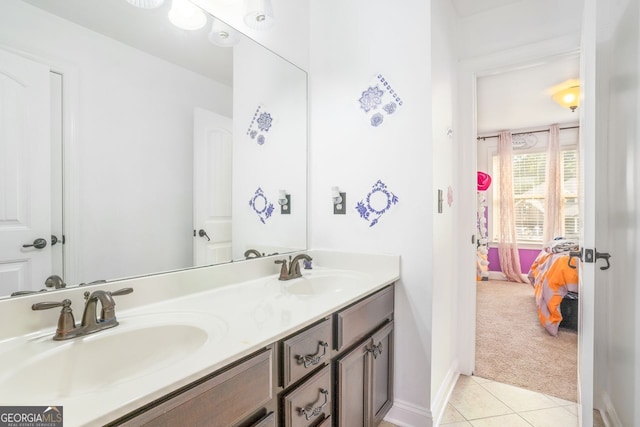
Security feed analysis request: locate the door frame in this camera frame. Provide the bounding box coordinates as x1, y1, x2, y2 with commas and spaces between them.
455, 36, 582, 373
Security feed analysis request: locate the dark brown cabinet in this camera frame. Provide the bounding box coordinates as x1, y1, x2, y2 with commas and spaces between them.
335, 321, 393, 427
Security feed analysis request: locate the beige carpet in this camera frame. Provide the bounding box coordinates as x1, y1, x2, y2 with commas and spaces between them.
474, 279, 578, 402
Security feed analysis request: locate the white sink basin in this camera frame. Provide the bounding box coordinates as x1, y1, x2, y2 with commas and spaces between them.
280, 270, 371, 296
0, 312, 221, 400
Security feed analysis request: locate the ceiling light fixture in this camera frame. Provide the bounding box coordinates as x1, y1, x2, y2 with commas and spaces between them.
125, 0, 165, 8
208, 18, 240, 47
552, 85, 580, 112
168, 0, 207, 31
244, 0, 275, 30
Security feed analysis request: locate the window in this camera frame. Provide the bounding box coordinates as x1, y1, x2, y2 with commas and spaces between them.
492, 148, 579, 243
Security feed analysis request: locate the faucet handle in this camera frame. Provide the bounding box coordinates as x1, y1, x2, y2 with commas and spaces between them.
32, 299, 78, 341
32, 299, 72, 311
109, 287, 133, 297
275, 259, 289, 280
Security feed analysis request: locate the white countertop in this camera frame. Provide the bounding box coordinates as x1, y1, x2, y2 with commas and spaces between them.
0, 250, 399, 426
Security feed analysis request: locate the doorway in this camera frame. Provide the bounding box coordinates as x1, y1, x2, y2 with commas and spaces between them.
472, 55, 581, 402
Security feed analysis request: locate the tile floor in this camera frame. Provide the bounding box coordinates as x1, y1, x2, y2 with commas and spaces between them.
381, 375, 606, 427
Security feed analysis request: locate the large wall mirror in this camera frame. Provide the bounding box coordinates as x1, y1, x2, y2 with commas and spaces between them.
0, 0, 307, 298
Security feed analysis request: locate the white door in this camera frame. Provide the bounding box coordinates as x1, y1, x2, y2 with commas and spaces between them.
193, 107, 233, 266
0, 49, 51, 295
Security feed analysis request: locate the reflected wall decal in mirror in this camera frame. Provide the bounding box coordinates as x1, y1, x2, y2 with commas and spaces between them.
0, 0, 307, 298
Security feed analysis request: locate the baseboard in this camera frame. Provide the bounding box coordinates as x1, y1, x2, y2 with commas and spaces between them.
487, 271, 506, 280
598, 392, 623, 427
384, 398, 433, 427
430, 365, 459, 426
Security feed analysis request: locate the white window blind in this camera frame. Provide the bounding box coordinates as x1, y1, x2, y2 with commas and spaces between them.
492, 149, 579, 243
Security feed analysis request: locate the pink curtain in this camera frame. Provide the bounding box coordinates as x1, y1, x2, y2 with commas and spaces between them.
497, 131, 527, 283
543, 124, 564, 242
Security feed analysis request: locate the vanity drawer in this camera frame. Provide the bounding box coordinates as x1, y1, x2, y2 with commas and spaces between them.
281, 317, 332, 388
281, 364, 332, 427
335, 285, 394, 351
251, 412, 276, 427
118, 347, 273, 427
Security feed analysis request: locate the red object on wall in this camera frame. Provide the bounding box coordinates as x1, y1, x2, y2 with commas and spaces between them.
477, 171, 492, 191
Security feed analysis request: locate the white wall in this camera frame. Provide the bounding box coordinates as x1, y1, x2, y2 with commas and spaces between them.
309, 0, 442, 424
430, 0, 460, 422
593, 0, 640, 424
456, 0, 585, 59
0, 0, 232, 285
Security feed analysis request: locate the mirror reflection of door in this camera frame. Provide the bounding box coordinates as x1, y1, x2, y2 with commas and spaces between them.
193, 108, 232, 266
0, 48, 63, 295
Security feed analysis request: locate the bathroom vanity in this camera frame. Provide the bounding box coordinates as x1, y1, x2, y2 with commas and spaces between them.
111, 285, 393, 426
0, 250, 399, 427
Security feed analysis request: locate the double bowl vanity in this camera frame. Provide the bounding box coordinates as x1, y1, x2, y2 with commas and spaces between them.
0, 250, 399, 426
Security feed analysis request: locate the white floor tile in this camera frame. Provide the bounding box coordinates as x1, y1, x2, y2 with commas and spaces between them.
441, 403, 466, 424
470, 375, 492, 384
449, 383, 513, 420
469, 414, 532, 427
441, 422, 473, 427
481, 381, 558, 412
547, 395, 577, 406
519, 406, 579, 427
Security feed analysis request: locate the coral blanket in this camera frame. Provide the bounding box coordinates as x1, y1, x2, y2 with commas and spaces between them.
528, 251, 579, 336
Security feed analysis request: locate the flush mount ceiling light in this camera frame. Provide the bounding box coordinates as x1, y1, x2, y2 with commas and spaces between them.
125, 0, 165, 8
208, 18, 240, 47
244, 0, 275, 30
552, 85, 580, 112
168, 0, 207, 30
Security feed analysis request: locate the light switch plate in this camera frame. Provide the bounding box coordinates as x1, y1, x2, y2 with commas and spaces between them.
280, 194, 291, 214
333, 192, 346, 215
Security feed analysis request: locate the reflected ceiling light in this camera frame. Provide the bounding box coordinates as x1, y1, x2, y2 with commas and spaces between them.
552, 85, 580, 112
208, 18, 240, 47
125, 0, 165, 8
244, 0, 275, 30
168, 0, 207, 31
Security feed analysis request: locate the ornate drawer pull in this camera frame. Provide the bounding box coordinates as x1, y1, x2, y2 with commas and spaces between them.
368, 342, 384, 359
295, 341, 328, 368
298, 388, 329, 420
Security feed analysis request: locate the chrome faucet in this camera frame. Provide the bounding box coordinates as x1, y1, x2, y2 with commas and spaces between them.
32, 287, 133, 340
275, 254, 313, 280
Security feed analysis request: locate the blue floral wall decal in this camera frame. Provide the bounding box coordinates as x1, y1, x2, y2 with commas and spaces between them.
249, 187, 274, 224
246, 105, 274, 145
359, 86, 385, 112
355, 180, 399, 227
357, 74, 403, 127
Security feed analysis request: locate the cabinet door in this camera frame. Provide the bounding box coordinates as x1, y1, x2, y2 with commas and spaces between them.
370, 321, 394, 425
335, 338, 370, 426
117, 347, 273, 427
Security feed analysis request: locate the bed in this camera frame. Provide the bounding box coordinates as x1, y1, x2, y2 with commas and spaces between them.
528, 240, 580, 336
